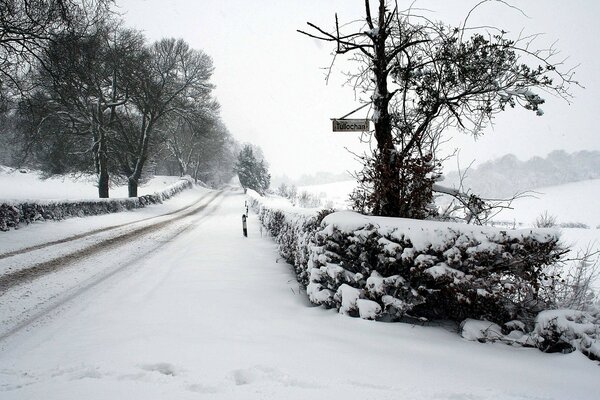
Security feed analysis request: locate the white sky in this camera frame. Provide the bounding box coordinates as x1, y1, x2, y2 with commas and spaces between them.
117, 0, 600, 178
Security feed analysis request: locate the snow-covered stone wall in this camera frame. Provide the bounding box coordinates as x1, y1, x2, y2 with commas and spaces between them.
0, 178, 193, 231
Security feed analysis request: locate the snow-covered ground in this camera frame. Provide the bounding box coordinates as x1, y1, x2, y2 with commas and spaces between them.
493, 179, 600, 228
300, 178, 600, 227
0, 166, 181, 200
0, 188, 597, 399
301, 178, 600, 256
492, 180, 600, 274
299, 179, 356, 209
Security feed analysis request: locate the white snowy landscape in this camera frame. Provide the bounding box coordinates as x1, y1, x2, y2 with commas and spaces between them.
1, 0, 600, 399
0, 167, 598, 399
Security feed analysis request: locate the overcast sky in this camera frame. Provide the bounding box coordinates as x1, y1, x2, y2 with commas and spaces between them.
117, 0, 600, 179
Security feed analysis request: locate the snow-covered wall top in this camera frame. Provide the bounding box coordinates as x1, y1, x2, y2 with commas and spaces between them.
322, 210, 559, 251
0, 177, 194, 231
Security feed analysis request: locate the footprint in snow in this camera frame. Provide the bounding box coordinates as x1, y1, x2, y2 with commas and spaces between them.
231, 366, 319, 389
140, 362, 178, 376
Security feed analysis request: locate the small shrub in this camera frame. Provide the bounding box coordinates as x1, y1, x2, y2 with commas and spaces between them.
297, 191, 321, 208
534, 211, 557, 228
553, 246, 600, 310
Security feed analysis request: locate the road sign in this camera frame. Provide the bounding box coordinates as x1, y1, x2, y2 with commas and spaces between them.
331, 119, 370, 132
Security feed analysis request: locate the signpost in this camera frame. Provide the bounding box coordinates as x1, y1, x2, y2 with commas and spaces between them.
331, 102, 371, 132
331, 119, 370, 132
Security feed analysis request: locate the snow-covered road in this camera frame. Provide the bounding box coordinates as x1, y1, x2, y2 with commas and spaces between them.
0, 189, 597, 399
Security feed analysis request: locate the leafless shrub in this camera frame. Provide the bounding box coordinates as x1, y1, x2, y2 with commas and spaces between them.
553, 245, 600, 311
534, 211, 558, 228
297, 191, 322, 208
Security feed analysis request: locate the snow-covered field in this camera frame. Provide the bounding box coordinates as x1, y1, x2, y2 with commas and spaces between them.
301, 178, 600, 250
493, 179, 600, 228
0, 166, 181, 200
1, 188, 597, 399
0, 172, 598, 398
487, 180, 600, 269
299, 179, 356, 209
301, 178, 600, 227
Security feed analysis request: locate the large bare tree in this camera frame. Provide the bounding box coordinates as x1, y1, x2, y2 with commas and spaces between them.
299, 0, 578, 217
0, 0, 112, 99
31, 25, 145, 197
120, 38, 215, 197
160, 97, 220, 177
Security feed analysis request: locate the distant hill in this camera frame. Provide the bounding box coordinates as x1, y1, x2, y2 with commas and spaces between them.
271, 171, 353, 188
442, 150, 600, 198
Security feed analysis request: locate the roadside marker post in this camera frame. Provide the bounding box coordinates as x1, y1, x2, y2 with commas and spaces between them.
242, 214, 248, 237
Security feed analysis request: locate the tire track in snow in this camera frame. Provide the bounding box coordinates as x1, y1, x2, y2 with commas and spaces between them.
0, 191, 215, 261
0, 194, 226, 342
0, 190, 223, 294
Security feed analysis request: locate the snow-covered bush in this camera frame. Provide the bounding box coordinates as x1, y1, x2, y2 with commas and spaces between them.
248, 190, 328, 284
296, 191, 322, 208
0, 178, 193, 231
460, 319, 504, 343
531, 309, 600, 360
308, 212, 564, 327
0, 203, 20, 231
250, 191, 600, 361
248, 191, 565, 327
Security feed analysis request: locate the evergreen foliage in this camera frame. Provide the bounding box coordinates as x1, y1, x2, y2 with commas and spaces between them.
247, 192, 600, 362
234, 145, 270, 195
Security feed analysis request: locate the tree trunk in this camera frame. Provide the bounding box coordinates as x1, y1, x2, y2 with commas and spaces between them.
128, 115, 153, 197
98, 129, 109, 198
193, 154, 201, 183
93, 103, 110, 199
371, 0, 401, 217
128, 176, 138, 197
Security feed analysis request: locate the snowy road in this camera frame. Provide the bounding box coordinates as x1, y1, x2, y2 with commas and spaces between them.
0, 188, 598, 399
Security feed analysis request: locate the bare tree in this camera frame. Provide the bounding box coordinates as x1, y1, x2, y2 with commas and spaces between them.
122, 38, 215, 197
160, 98, 220, 177
0, 0, 112, 99
299, 0, 579, 218
30, 25, 145, 197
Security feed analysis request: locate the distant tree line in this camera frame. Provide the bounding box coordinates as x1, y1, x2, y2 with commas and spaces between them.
0, 0, 249, 197
443, 150, 600, 198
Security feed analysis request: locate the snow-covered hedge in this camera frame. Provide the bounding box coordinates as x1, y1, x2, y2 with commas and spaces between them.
309, 212, 565, 326
249, 191, 600, 361
0, 178, 193, 231
249, 190, 563, 325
